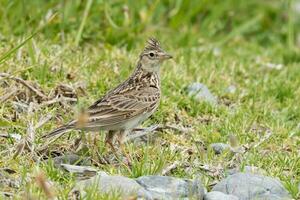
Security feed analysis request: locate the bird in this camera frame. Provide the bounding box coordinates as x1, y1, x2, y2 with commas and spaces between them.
41, 38, 172, 150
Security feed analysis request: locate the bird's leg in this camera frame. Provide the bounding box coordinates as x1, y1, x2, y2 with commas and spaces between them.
105, 130, 117, 153
117, 130, 131, 164
116, 130, 127, 145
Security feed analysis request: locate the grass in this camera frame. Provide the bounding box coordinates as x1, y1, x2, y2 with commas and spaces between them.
0, 0, 299, 199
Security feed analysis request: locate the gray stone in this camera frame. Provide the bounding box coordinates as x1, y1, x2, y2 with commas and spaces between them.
209, 143, 230, 154
49, 154, 91, 168
136, 175, 205, 200
70, 174, 206, 199
0, 172, 20, 189
212, 173, 292, 200
204, 191, 238, 200
187, 83, 217, 105
71, 174, 150, 199
225, 85, 237, 94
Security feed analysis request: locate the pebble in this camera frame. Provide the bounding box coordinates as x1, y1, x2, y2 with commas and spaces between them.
48, 154, 91, 168
212, 173, 292, 200
209, 143, 230, 154
186, 83, 217, 105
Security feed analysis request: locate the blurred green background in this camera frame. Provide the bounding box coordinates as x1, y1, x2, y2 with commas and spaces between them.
0, 0, 299, 54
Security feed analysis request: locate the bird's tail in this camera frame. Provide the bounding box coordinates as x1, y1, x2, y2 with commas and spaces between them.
41, 124, 73, 139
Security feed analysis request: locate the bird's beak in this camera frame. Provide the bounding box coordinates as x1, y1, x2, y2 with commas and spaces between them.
160, 52, 173, 60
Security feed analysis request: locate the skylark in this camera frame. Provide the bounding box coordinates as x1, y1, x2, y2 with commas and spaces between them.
42, 38, 172, 149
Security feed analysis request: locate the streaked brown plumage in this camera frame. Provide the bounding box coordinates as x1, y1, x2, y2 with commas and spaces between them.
42, 38, 172, 148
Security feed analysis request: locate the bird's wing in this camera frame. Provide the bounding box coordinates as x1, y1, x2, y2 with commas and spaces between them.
82, 86, 160, 128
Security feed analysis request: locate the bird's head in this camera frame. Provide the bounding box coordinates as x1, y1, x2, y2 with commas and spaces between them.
138, 38, 172, 73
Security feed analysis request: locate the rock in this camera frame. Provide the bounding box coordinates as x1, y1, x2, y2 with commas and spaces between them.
186, 83, 217, 105
61, 164, 99, 179
136, 175, 205, 200
212, 173, 292, 200
227, 166, 267, 176
49, 154, 91, 168
71, 173, 150, 199
204, 191, 238, 200
209, 143, 230, 154
0, 172, 20, 189
224, 85, 237, 94
70, 174, 206, 199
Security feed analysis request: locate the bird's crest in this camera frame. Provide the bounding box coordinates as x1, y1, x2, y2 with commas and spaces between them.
143, 37, 162, 52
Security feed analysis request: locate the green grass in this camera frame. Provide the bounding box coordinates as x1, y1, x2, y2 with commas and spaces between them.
0, 0, 299, 199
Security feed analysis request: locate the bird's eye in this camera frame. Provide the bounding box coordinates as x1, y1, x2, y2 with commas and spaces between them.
149, 52, 155, 57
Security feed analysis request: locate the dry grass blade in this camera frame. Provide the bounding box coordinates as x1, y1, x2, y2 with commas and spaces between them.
162, 161, 180, 175
61, 164, 98, 174
128, 124, 191, 142
157, 124, 192, 133
228, 129, 273, 168
60, 164, 98, 179
0, 87, 18, 103
38, 96, 77, 109
34, 114, 53, 130
128, 125, 159, 141
13, 140, 26, 159
0, 73, 48, 100
250, 129, 272, 149
12, 114, 52, 158
27, 121, 36, 151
